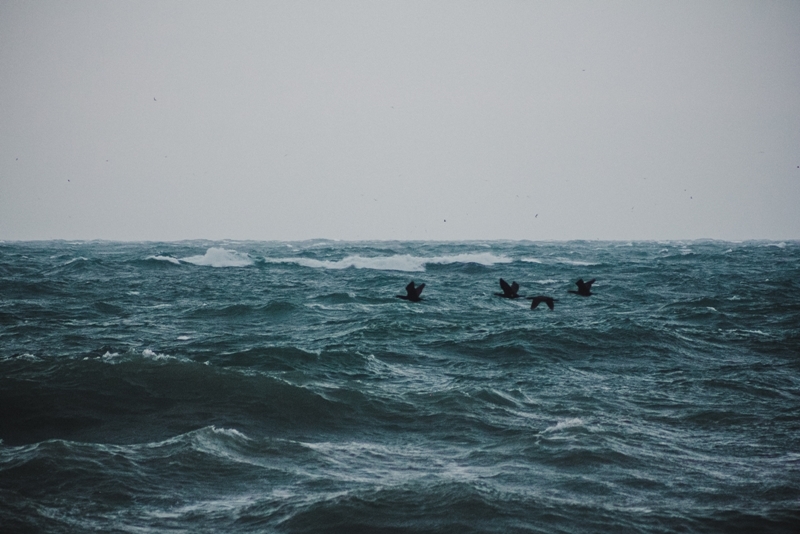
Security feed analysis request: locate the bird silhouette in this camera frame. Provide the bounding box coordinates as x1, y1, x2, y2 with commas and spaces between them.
396, 281, 425, 302
528, 296, 556, 310
568, 278, 595, 296
495, 278, 522, 298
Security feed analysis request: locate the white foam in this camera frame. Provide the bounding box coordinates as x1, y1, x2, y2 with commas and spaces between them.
521, 257, 542, 263
544, 418, 584, 433
142, 348, 175, 361
177, 335, 190, 340
555, 258, 598, 266
180, 248, 254, 268
63, 257, 88, 265
266, 252, 511, 272
146, 255, 181, 265
742, 329, 769, 336
208, 426, 249, 440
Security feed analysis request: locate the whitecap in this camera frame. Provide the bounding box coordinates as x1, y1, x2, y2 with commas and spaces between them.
180, 247, 253, 268
554, 258, 598, 266
427, 252, 512, 267
146, 255, 181, 265
266, 252, 511, 272
207, 426, 250, 440
177, 335, 190, 340
742, 329, 769, 336
544, 418, 584, 433
63, 257, 88, 265
101, 351, 121, 361
142, 348, 174, 361
521, 257, 542, 264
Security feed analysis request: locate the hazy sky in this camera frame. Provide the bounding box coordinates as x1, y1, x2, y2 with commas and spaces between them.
1, 0, 798, 241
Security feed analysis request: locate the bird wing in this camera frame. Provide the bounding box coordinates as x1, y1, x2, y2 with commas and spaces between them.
510, 282, 520, 295
405, 281, 416, 295
530, 296, 555, 310
499, 278, 512, 294
412, 283, 425, 298
585, 279, 596, 289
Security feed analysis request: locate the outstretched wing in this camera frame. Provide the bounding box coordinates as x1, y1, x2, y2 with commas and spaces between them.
584, 278, 596, 289
529, 296, 555, 310
510, 282, 520, 295
412, 283, 425, 298
499, 278, 512, 294
405, 281, 417, 296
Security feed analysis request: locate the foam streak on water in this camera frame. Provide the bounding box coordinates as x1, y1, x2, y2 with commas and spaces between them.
1, 240, 799, 533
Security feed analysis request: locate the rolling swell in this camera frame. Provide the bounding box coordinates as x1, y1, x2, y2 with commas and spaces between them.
1, 240, 799, 532
0, 351, 383, 447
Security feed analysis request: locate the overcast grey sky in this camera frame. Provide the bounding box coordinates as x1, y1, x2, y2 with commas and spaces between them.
1, 0, 798, 241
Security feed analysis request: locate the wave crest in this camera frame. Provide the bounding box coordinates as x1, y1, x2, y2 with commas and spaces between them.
145, 255, 181, 265
180, 248, 253, 268
267, 253, 511, 272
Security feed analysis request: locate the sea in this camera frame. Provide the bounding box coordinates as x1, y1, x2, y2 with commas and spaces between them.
1, 240, 798, 533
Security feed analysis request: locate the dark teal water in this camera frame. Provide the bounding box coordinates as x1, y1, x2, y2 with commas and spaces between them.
1, 240, 799, 533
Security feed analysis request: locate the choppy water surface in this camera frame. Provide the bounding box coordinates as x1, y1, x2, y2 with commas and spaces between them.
1, 240, 799, 533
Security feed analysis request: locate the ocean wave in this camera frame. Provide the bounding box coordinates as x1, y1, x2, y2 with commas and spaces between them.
265, 253, 511, 272
553, 258, 599, 266
145, 255, 181, 265
522, 257, 598, 266
93, 348, 181, 364
180, 248, 253, 268
544, 418, 585, 433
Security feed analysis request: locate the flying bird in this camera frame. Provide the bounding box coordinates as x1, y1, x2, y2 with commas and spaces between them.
528, 296, 556, 310
569, 278, 595, 297
495, 278, 521, 299
396, 281, 425, 302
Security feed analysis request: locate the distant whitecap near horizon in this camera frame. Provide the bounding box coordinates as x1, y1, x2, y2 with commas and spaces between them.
180, 247, 254, 268
145, 255, 181, 265
264, 252, 512, 273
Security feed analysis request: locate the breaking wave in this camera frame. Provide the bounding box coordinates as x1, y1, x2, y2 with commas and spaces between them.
265, 252, 511, 272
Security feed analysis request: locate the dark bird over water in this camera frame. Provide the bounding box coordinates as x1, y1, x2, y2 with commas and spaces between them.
569, 278, 595, 296
396, 281, 425, 302
495, 278, 521, 298
528, 296, 556, 310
